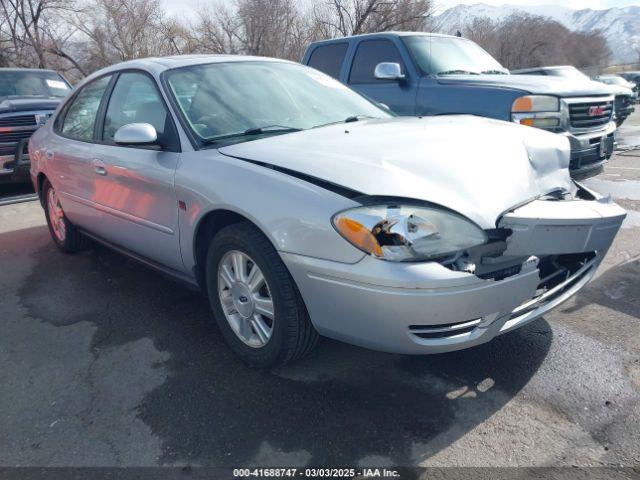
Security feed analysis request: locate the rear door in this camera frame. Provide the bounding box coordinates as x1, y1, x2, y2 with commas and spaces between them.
346, 39, 417, 115
48, 74, 114, 228
87, 70, 184, 272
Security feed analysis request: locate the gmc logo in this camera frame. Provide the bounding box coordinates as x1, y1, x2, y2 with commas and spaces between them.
588, 106, 605, 117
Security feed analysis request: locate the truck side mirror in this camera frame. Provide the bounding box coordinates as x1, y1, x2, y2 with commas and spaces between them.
374, 63, 405, 81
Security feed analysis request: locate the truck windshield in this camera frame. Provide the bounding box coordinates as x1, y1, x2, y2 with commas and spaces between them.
403, 35, 508, 76
0, 70, 71, 101
165, 61, 391, 147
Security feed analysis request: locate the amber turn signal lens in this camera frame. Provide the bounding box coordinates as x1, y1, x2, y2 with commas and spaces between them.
334, 217, 383, 257
512, 97, 533, 112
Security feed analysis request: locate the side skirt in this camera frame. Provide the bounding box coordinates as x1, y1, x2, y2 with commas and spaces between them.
79, 229, 202, 292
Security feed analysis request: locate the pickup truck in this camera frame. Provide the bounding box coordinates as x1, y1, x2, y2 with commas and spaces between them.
512, 66, 635, 127
302, 32, 617, 179
0, 68, 71, 184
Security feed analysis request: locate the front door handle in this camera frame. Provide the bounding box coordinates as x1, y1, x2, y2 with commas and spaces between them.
92, 159, 107, 176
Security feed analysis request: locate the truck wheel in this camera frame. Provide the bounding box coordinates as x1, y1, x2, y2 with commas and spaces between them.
42, 179, 91, 253
206, 222, 318, 368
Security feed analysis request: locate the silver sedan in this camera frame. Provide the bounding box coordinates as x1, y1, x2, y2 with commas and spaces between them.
29, 56, 626, 367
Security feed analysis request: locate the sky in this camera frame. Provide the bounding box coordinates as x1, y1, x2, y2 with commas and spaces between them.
161, 0, 640, 19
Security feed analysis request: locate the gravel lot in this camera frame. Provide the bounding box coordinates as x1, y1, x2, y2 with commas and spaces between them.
1, 114, 639, 471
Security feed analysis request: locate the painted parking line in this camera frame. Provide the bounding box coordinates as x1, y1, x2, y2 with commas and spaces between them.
0, 193, 38, 207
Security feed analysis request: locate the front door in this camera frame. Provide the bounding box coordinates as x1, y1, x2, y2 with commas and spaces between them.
86, 71, 184, 272
347, 39, 417, 115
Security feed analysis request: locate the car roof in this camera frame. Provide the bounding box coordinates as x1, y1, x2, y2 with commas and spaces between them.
0, 67, 61, 74
512, 65, 574, 73
81, 54, 296, 83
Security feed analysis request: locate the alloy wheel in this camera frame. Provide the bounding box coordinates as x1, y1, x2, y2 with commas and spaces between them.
217, 250, 275, 348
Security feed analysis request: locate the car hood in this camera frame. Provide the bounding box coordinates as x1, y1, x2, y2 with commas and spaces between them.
437, 74, 613, 97
0, 97, 61, 114
218, 116, 572, 228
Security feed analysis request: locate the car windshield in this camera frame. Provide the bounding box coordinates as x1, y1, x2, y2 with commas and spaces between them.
547, 67, 589, 80
165, 61, 391, 147
0, 70, 70, 101
600, 76, 629, 86
403, 35, 508, 76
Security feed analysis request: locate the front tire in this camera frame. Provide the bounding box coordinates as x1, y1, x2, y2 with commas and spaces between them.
42, 179, 90, 253
206, 222, 318, 368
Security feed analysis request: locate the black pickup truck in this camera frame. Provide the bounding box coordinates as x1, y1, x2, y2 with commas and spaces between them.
0, 68, 71, 184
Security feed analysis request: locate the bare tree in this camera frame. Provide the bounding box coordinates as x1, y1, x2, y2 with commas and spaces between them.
458, 13, 610, 70
194, 0, 311, 60
312, 0, 432, 37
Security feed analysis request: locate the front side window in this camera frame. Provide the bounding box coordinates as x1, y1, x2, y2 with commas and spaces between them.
165, 61, 390, 147
349, 40, 404, 84
0, 71, 71, 101
404, 35, 508, 76
308, 43, 349, 79
61, 75, 111, 141
103, 72, 173, 147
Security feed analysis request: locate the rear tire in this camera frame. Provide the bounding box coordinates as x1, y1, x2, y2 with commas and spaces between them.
206, 222, 318, 368
42, 179, 91, 253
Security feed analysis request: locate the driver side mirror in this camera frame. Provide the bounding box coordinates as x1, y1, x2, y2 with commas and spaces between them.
114, 123, 158, 146
374, 62, 405, 81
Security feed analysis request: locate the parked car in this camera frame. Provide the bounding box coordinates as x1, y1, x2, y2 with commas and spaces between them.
29, 56, 626, 367
619, 72, 640, 101
0, 68, 71, 184
512, 66, 635, 126
302, 33, 617, 179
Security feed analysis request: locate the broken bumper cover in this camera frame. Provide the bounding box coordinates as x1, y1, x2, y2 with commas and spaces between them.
281, 194, 626, 355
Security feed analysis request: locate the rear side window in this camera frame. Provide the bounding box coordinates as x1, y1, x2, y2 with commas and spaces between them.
61, 76, 111, 141
308, 43, 348, 79
349, 40, 404, 84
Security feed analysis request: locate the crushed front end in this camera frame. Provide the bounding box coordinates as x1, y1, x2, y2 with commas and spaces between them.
281, 183, 626, 354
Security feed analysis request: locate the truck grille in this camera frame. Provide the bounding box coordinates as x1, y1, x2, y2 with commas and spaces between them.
568, 100, 613, 129
0, 130, 33, 144
0, 114, 37, 128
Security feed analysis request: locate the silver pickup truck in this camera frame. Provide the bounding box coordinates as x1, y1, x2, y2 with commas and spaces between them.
0, 68, 71, 184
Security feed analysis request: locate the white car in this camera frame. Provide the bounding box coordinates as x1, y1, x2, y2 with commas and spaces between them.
29, 55, 626, 367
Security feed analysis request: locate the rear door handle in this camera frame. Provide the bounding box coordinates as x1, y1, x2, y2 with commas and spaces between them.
92, 159, 107, 176
45, 150, 54, 160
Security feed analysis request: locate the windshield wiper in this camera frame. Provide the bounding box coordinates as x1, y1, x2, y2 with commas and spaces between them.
437, 70, 480, 76
201, 125, 302, 145
344, 115, 376, 123
481, 69, 508, 75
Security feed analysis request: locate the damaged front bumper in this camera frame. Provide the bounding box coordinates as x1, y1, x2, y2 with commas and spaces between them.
281, 187, 626, 354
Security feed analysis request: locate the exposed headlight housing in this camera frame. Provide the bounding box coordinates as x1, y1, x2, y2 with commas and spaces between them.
332, 204, 488, 262
511, 95, 561, 130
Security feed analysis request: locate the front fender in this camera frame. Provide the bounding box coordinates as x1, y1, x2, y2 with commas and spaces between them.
176, 151, 366, 273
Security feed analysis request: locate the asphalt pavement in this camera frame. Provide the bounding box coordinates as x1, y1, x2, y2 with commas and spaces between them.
0, 114, 639, 471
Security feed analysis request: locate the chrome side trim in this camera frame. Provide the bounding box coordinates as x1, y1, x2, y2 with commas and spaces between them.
59, 191, 175, 235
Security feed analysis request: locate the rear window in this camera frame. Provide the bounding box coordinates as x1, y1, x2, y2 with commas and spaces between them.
308, 43, 348, 79
348, 40, 404, 84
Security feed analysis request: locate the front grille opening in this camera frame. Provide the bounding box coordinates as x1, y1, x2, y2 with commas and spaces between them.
409, 319, 480, 340
510, 251, 596, 319
569, 100, 613, 129
0, 115, 36, 128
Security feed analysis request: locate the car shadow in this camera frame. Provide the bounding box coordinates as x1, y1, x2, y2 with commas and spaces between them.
561, 258, 640, 320
14, 226, 553, 467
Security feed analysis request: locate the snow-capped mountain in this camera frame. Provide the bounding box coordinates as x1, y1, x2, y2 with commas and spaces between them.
434, 3, 640, 64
